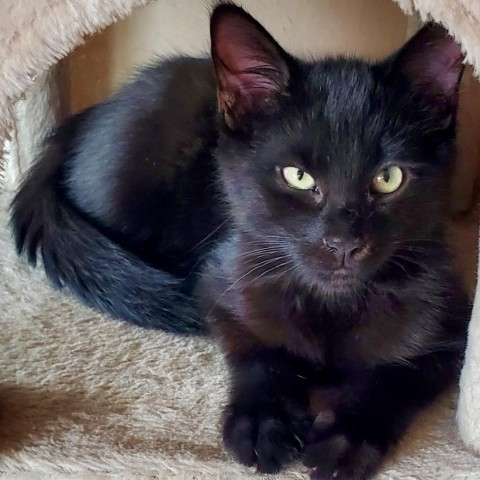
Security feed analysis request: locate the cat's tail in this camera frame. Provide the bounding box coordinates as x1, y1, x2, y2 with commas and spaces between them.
9, 129, 206, 335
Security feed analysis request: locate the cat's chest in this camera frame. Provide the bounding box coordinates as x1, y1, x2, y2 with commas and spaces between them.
241, 285, 435, 368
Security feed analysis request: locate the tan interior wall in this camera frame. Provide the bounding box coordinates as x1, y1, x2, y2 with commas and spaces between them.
68, 0, 408, 112
453, 66, 480, 213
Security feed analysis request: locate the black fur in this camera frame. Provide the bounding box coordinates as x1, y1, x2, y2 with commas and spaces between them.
10, 4, 471, 479
11, 58, 224, 334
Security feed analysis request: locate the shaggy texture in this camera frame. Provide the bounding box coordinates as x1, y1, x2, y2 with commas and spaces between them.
0, 0, 151, 190
0, 192, 479, 478
0, 0, 150, 130
459, 271, 480, 456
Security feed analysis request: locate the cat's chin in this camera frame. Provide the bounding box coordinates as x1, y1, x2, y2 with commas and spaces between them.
320, 276, 365, 297
298, 267, 366, 297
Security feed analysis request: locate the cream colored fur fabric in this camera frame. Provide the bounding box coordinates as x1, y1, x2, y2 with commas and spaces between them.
0, 0, 149, 130
1, 0, 480, 477
0, 0, 150, 190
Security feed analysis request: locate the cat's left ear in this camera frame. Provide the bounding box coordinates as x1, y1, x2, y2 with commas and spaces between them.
210, 4, 291, 128
387, 23, 465, 122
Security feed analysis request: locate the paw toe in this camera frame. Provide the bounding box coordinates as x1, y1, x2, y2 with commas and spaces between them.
223, 413, 256, 466
255, 418, 300, 473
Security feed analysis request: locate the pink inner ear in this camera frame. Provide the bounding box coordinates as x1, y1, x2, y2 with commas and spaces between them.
216, 70, 276, 124
214, 23, 284, 96
211, 10, 289, 121
397, 26, 464, 106
425, 41, 464, 95
219, 68, 282, 97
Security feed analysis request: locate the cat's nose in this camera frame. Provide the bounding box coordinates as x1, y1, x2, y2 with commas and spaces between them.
322, 237, 368, 269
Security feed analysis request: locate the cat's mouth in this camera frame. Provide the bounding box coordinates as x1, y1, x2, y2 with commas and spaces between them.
324, 268, 364, 288
330, 267, 353, 277
296, 244, 373, 291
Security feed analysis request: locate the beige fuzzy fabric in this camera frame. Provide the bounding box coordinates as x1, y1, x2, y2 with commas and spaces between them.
0, 0, 150, 131
0, 0, 151, 191
1, 0, 480, 477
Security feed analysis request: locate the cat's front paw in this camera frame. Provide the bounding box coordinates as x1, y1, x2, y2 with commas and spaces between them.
303, 412, 384, 480
223, 399, 311, 474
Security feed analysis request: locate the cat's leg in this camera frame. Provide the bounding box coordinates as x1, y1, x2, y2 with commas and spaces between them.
304, 350, 461, 480
222, 348, 313, 473
198, 254, 315, 473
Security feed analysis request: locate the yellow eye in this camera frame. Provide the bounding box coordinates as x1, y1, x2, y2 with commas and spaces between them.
372, 166, 404, 194
282, 167, 316, 191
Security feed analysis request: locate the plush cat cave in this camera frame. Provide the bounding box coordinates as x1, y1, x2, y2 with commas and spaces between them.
1, 0, 480, 478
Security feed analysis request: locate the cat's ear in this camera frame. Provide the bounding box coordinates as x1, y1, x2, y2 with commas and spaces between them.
389, 23, 465, 119
210, 4, 290, 128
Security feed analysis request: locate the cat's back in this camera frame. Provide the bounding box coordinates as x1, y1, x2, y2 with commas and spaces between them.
48, 56, 224, 273
64, 56, 217, 224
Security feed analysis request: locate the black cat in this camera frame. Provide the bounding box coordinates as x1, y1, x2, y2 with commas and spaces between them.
11, 4, 470, 479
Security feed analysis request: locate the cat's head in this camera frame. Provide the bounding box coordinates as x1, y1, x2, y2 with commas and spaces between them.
210, 4, 465, 295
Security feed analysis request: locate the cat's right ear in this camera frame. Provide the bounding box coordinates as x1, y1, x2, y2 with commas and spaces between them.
210, 4, 291, 129
387, 23, 465, 123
